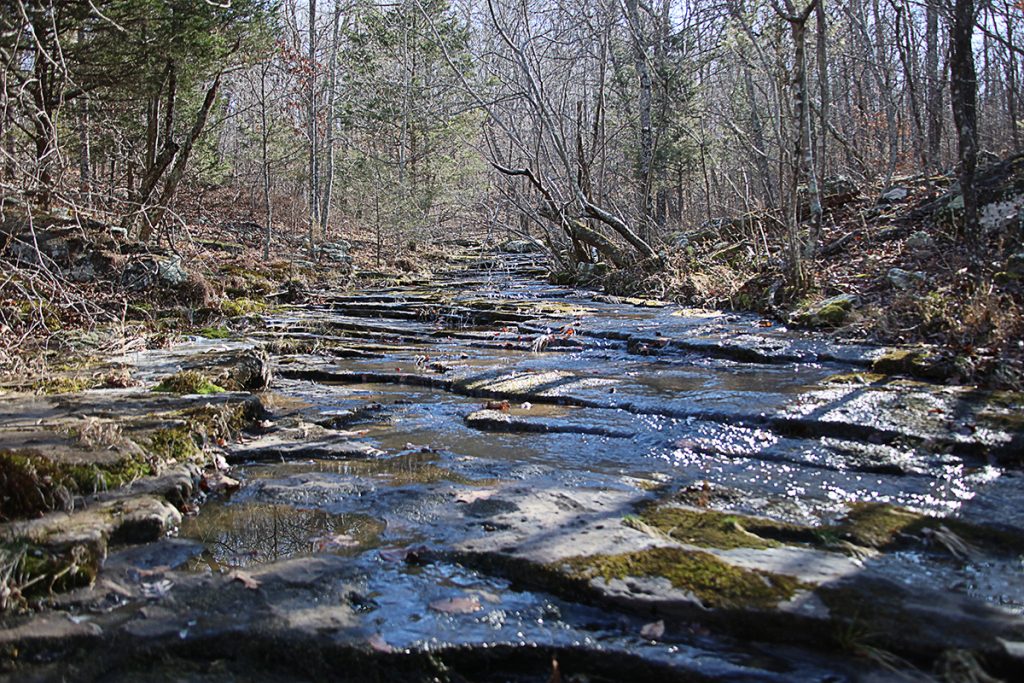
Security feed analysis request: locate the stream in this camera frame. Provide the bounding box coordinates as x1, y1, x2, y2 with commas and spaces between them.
3, 245, 1023, 682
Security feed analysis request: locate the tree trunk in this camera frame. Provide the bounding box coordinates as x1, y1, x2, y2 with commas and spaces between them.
624, 0, 655, 237
815, 0, 828, 181
319, 2, 341, 237
1005, 0, 1020, 151
141, 74, 223, 240
260, 62, 273, 261
926, 0, 943, 171
307, 0, 319, 260
950, 0, 979, 242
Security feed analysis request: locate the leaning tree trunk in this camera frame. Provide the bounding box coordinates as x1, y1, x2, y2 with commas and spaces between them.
142, 74, 223, 241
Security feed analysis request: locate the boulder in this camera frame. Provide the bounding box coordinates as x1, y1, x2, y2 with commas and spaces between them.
887, 267, 927, 290
789, 294, 858, 328
905, 230, 935, 255
821, 175, 861, 206
318, 241, 351, 264
68, 255, 98, 283
157, 256, 188, 287
499, 239, 543, 254
880, 186, 909, 203
121, 256, 191, 291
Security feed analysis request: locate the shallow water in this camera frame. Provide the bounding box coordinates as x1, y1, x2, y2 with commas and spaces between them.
169, 251, 1021, 679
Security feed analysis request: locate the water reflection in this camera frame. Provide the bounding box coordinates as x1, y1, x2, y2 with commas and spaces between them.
179, 502, 385, 568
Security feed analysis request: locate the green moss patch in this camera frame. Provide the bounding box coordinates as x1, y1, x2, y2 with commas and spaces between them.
144, 426, 200, 462
870, 348, 950, 380
636, 505, 794, 550
153, 370, 225, 395
558, 547, 802, 609
1, 540, 101, 604
831, 502, 1024, 554
31, 376, 96, 394
0, 450, 153, 521
220, 297, 267, 318
823, 372, 887, 386
197, 326, 231, 339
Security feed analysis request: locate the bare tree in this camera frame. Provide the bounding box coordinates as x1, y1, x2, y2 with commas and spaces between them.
950, 0, 978, 241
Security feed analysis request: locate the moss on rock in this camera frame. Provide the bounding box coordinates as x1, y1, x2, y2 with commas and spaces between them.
558, 547, 802, 609
220, 297, 267, 318
1, 539, 101, 604
0, 450, 154, 521
636, 505, 790, 550
31, 376, 96, 395
152, 370, 225, 395
143, 426, 200, 462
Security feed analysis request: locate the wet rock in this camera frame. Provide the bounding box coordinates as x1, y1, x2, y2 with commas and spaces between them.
776, 381, 1021, 458
499, 239, 543, 254
818, 574, 1024, 661
887, 267, 927, 290
465, 409, 635, 438
226, 430, 383, 463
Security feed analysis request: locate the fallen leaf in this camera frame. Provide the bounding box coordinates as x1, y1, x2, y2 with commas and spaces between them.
228, 570, 261, 590
132, 565, 170, 579
314, 533, 358, 551
379, 544, 429, 563
548, 656, 562, 683
471, 589, 502, 604
429, 595, 482, 614
640, 619, 665, 640
141, 579, 174, 599
368, 633, 394, 653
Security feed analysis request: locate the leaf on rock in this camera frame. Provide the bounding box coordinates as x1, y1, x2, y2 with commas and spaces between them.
368, 633, 394, 653
429, 595, 482, 614
314, 533, 358, 551
228, 570, 261, 590
640, 619, 665, 640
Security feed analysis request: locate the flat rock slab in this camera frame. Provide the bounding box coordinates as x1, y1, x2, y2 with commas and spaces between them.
227, 430, 383, 463
464, 408, 636, 438
777, 383, 1024, 457
449, 483, 1024, 665
1, 495, 182, 547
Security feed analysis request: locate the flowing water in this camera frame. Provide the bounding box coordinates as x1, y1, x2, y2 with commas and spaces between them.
12, 247, 1020, 682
